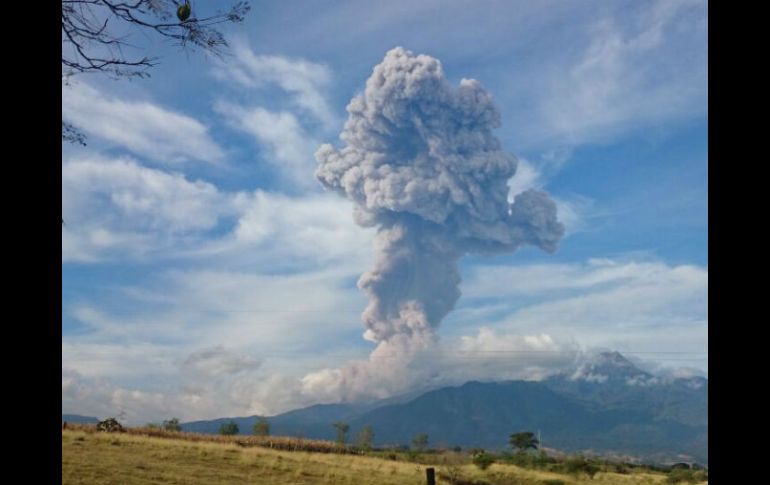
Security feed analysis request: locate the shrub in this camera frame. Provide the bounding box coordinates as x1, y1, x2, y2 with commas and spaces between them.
666, 468, 706, 483
355, 425, 374, 451
471, 450, 495, 470
162, 418, 181, 432
503, 450, 554, 470
564, 456, 600, 479
96, 417, 125, 433
332, 421, 349, 446
693, 470, 708, 481
510, 431, 539, 453
611, 463, 630, 474
218, 421, 239, 436
412, 433, 429, 452
252, 418, 270, 437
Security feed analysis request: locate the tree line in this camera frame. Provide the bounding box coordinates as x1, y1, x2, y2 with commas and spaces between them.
207, 418, 540, 457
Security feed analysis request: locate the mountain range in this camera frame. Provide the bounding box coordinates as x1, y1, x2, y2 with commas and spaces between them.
177, 352, 707, 464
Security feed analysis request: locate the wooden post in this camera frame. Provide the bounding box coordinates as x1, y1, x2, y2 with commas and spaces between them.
426, 467, 435, 485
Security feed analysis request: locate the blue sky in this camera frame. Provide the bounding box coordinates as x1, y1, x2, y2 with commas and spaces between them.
62, 0, 707, 423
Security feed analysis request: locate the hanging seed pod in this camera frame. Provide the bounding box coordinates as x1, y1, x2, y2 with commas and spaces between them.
177, 1, 192, 22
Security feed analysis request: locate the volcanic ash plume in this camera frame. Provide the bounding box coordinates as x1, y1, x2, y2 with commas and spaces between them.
308, 47, 564, 400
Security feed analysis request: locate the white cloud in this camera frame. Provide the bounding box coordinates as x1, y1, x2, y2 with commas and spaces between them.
300, 328, 581, 404
213, 40, 337, 129
62, 358, 291, 425
62, 154, 374, 264
63, 256, 707, 420
535, 0, 707, 147
182, 346, 262, 378
62, 82, 225, 164
224, 190, 374, 265
62, 341, 178, 380
507, 158, 543, 199
62, 156, 233, 262
454, 258, 708, 369
463, 258, 705, 298
62, 263, 372, 421
214, 103, 320, 188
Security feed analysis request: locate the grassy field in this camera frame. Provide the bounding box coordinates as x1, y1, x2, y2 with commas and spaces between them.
62, 429, 705, 485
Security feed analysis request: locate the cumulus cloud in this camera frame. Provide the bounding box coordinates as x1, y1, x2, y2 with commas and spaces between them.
308, 47, 565, 401
62, 81, 225, 164
62, 257, 705, 421
453, 258, 708, 371
62, 154, 374, 265
62, 367, 207, 424
62, 156, 233, 262
63, 345, 274, 424
301, 328, 580, 403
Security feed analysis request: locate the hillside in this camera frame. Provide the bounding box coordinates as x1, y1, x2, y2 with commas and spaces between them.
62, 414, 99, 424
174, 352, 707, 464
62, 428, 701, 485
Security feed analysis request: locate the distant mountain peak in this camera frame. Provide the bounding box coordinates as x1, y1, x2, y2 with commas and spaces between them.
597, 351, 633, 365
569, 351, 653, 384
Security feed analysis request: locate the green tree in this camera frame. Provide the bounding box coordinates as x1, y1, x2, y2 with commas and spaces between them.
412, 433, 429, 452
162, 417, 182, 432
218, 420, 239, 435
333, 421, 350, 446
355, 425, 375, 451
252, 418, 270, 436
509, 431, 539, 453
471, 450, 495, 470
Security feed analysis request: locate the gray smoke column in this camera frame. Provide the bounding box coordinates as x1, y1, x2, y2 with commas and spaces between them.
310, 47, 564, 399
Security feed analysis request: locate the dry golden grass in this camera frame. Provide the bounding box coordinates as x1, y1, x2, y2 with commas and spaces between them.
62, 428, 705, 485
65, 423, 352, 454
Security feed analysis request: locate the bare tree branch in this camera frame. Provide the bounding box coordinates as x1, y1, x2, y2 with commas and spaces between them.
62, 121, 87, 146
61, 1, 250, 150
61, 1, 251, 79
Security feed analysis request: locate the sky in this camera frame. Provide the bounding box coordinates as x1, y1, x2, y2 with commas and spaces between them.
62, 0, 708, 424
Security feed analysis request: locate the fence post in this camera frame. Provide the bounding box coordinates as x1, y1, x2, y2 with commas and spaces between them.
426, 467, 435, 485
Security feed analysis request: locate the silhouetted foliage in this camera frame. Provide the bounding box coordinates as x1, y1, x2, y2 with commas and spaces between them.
96, 417, 125, 432
61, 0, 250, 149
564, 456, 600, 479
509, 431, 539, 453
471, 450, 495, 470
162, 417, 181, 432
332, 421, 349, 446
666, 468, 708, 484
62, 0, 251, 79
62, 121, 87, 146
412, 433, 429, 452
252, 418, 270, 436
218, 420, 239, 435
355, 425, 374, 451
